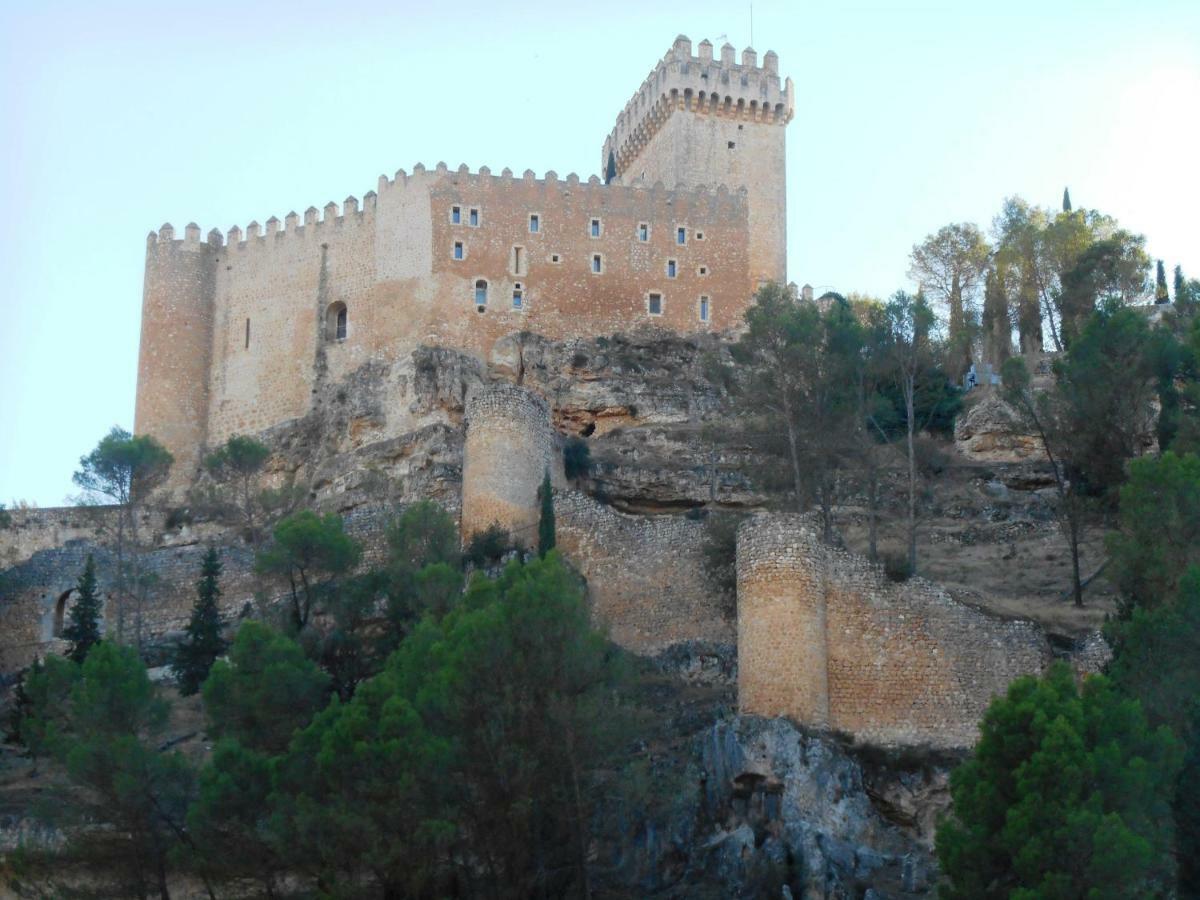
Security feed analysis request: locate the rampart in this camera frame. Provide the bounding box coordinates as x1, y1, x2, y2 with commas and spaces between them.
736, 514, 1052, 749
554, 492, 733, 653
460, 383, 557, 544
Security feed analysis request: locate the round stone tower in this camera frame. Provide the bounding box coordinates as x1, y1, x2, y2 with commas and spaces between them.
134, 223, 218, 494
736, 514, 830, 727
460, 383, 557, 546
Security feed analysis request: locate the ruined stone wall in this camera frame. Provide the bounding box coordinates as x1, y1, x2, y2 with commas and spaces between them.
737, 514, 1052, 748
555, 491, 732, 653
460, 384, 556, 544
0, 504, 403, 673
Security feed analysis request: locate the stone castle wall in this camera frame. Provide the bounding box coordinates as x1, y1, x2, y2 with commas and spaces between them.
460, 383, 557, 544
737, 514, 1052, 749
555, 492, 733, 653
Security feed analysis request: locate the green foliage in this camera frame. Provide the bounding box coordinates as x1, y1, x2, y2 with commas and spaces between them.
20, 644, 194, 898
62, 554, 103, 664
72, 426, 173, 504
1156, 259, 1170, 303
538, 470, 556, 557
386, 499, 461, 572
563, 435, 592, 481
701, 511, 743, 615
1063, 186, 1072, 212
1107, 452, 1200, 618
464, 522, 517, 568
202, 434, 274, 541
0, 502, 10, 529
255, 510, 361, 630
171, 547, 226, 696
908, 222, 991, 378
937, 664, 1181, 899
201, 621, 330, 755
4, 657, 42, 747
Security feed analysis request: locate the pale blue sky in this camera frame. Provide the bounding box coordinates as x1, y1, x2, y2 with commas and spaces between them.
2, 0, 1197, 506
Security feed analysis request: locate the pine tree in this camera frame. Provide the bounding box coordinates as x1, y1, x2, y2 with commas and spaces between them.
1062, 186, 1072, 212
537, 471, 556, 558
172, 547, 226, 695
1156, 259, 1170, 304
62, 554, 103, 664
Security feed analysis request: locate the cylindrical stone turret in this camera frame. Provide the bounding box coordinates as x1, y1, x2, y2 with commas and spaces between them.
736, 514, 830, 727
460, 383, 556, 546
134, 227, 217, 495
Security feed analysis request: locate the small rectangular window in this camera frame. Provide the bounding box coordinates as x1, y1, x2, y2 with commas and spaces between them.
637, 223, 649, 242
695, 231, 705, 241
698, 265, 708, 276
453, 241, 464, 260
451, 205, 461, 224
699, 296, 710, 322
244, 318, 250, 349
667, 259, 677, 279
591, 254, 602, 274
529, 214, 540, 233
513, 285, 524, 309
590, 218, 601, 237
550, 253, 561, 264
648, 293, 663, 316
676, 227, 686, 245
469, 208, 479, 227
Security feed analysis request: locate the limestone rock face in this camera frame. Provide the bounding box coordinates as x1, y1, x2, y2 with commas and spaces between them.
601, 716, 943, 897
954, 392, 1042, 462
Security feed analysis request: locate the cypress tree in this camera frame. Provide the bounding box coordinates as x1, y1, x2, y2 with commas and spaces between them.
172, 547, 226, 695
62, 554, 103, 664
537, 471, 556, 558
1062, 186, 1072, 212
1156, 260, 1169, 304
1175, 265, 1187, 300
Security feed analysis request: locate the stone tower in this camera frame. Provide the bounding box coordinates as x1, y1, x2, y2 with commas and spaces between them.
602, 35, 794, 287
134, 224, 217, 490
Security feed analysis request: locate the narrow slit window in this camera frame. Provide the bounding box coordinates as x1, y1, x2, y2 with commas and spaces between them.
469, 208, 479, 227
451, 205, 461, 224
529, 214, 540, 233
667, 259, 677, 278
453, 241, 464, 260
590, 218, 601, 237
474, 279, 488, 307
699, 296, 710, 323
511, 246, 525, 275
647, 293, 663, 316
676, 227, 686, 245
637, 223, 649, 242
245, 318, 250, 349
592, 254, 602, 274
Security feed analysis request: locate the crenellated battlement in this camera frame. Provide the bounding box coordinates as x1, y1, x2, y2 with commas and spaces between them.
147, 161, 751, 256
602, 35, 794, 181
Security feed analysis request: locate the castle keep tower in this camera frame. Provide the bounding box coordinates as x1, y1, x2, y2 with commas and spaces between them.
134, 224, 217, 488
602, 35, 794, 287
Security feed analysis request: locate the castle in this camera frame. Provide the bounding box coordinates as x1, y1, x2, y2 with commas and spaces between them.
135, 36, 794, 490
0, 36, 1109, 752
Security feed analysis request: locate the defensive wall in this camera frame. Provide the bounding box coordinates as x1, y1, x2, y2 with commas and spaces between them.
736, 514, 1052, 749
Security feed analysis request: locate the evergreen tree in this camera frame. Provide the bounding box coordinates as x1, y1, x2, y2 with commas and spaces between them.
172, 547, 226, 696
1156, 259, 1170, 303
62, 554, 103, 664
538, 470, 556, 557
937, 665, 1181, 898
1062, 186, 1072, 211
1175, 264, 1187, 302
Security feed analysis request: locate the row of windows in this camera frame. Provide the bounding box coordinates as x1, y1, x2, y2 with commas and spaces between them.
468, 281, 710, 322
450, 205, 704, 243
243, 289, 713, 350
452, 241, 708, 279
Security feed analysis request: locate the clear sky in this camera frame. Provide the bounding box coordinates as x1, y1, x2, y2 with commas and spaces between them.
1, 0, 1197, 506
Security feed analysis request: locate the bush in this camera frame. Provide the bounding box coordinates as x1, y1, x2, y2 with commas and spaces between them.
464, 523, 517, 568
701, 512, 744, 618
563, 437, 592, 481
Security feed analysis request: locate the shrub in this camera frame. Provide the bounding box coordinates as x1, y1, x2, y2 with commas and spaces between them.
563, 437, 592, 481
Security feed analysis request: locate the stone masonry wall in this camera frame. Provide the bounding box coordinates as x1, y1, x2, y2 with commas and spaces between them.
555, 491, 733, 654
460, 384, 556, 545
737, 514, 1052, 749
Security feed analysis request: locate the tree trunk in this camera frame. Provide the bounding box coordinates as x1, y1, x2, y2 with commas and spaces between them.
781, 394, 805, 513
1067, 503, 1084, 606
905, 376, 918, 576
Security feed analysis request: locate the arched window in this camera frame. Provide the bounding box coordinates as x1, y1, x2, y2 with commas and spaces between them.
475, 279, 488, 308
52, 589, 78, 639
326, 302, 347, 341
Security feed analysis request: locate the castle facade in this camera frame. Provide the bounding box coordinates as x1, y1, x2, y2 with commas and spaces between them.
134, 36, 793, 486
